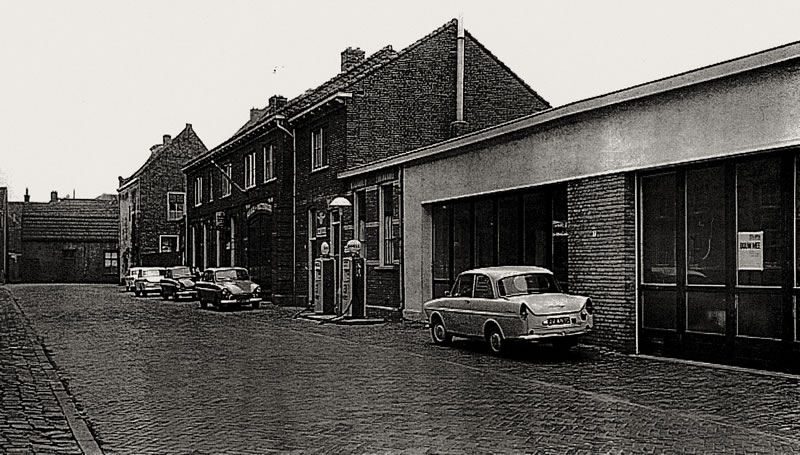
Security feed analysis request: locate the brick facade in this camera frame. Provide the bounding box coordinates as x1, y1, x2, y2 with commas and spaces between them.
568, 173, 637, 352
118, 124, 208, 280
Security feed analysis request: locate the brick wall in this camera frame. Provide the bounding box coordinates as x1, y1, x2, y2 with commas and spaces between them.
20, 241, 118, 283
568, 173, 636, 352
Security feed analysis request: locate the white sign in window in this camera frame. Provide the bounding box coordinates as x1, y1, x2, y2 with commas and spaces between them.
737, 231, 763, 271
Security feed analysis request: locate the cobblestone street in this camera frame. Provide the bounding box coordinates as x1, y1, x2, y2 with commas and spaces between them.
3, 284, 800, 454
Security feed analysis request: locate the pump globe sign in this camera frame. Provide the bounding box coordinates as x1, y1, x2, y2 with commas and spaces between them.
738, 231, 764, 271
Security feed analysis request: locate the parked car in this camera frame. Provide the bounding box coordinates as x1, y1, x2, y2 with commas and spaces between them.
123, 267, 144, 292
159, 266, 198, 301
423, 266, 593, 355
195, 267, 262, 310
133, 267, 166, 297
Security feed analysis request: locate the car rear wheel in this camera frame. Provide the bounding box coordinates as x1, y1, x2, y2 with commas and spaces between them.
161, 290, 169, 300
430, 317, 452, 345
134, 289, 141, 297
252, 301, 261, 309
199, 296, 207, 309
486, 325, 505, 355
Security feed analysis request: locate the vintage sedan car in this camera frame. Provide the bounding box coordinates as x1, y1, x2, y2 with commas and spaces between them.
195, 267, 262, 310
423, 266, 593, 355
123, 267, 144, 292
133, 267, 166, 297
159, 266, 198, 301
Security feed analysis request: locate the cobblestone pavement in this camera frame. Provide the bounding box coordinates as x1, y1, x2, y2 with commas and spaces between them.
4, 284, 800, 454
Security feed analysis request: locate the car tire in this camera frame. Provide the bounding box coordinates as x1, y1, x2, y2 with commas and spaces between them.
486, 325, 505, 355
134, 289, 141, 297
161, 290, 169, 300
430, 317, 452, 345
199, 296, 207, 309
252, 301, 261, 309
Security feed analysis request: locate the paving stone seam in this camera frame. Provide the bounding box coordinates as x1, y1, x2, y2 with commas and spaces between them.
8, 292, 104, 455
271, 318, 800, 448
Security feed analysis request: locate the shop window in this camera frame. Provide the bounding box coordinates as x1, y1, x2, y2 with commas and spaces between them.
686, 166, 725, 284
474, 199, 494, 267
738, 292, 783, 339
167, 192, 185, 221
686, 291, 725, 334
497, 195, 520, 265
642, 289, 676, 330
641, 173, 676, 284
452, 201, 472, 276
379, 184, 396, 266
432, 204, 451, 298
523, 192, 548, 266
160, 235, 179, 253
737, 158, 783, 286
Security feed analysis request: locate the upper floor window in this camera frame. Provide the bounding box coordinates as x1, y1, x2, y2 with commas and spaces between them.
222, 163, 232, 197
311, 128, 326, 170
264, 145, 274, 181
167, 192, 185, 221
245, 152, 257, 189
193, 177, 203, 206
380, 183, 397, 266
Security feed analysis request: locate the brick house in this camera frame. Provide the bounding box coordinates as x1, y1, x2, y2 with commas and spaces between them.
6, 190, 119, 283
182, 19, 550, 314
118, 124, 208, 282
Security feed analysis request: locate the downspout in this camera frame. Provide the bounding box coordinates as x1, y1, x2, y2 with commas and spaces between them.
399, 167, 405, 316
451, 15, 468, 136
276, 122, 297, 306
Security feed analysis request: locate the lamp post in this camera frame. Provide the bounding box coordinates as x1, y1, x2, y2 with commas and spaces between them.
328, 196, 351, 315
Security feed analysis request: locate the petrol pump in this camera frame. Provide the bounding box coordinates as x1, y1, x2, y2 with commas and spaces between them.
340, 239, 366, 319
313, 242, 335, 314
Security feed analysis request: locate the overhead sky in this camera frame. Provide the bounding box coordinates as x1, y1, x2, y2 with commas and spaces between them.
2, 0, 800, 202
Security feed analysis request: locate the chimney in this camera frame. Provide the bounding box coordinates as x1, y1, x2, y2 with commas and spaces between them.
341, 47, 365, 72
163, 134, 171, 144
50, 191, 58, 202
24, 188, 30, 203
250, 107, 263, 122
268, 95, 287, 112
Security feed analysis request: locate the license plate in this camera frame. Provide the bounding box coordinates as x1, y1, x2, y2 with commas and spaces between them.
547, 317, 571, 326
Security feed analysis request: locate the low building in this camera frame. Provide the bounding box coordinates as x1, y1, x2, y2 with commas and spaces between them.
118, 124, 208, 283
342, 41, 800, 373
7, 190, 119, 283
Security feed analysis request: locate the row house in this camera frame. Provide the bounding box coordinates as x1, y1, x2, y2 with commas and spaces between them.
117, 124, 208, 283
182, 19, 550, 314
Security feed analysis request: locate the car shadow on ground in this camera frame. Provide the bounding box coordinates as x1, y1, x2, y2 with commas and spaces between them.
446, 337, 593, 364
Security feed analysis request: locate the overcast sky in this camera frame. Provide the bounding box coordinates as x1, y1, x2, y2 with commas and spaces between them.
2, 0, 800, 202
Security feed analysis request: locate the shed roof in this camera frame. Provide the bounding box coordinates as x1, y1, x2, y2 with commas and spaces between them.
19, 198, 119, 242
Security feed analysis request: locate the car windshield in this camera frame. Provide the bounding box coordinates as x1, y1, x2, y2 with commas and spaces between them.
497, 273, 561, 296
215, 269, 249, 281
171, 267, 191, 278
142, 269, 164, 277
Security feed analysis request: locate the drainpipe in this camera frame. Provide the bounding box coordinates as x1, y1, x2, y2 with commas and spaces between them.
451, 15, 468, 137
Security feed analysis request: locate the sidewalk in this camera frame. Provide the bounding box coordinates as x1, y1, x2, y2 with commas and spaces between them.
0, 287, 100, 455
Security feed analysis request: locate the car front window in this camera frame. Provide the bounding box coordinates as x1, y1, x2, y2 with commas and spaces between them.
498, 273, 561, 296
451, 274, 475, 298
216, 269, 249, 281
171, 267, 191, 278
143, 270, 163, 277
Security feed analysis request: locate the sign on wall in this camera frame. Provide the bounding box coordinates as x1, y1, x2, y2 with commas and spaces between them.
737, 231, 763, 271
316, 211, 327, 237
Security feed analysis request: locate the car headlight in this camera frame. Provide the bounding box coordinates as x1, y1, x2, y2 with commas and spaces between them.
221, 288, 231, 298
254, 286, 261, 295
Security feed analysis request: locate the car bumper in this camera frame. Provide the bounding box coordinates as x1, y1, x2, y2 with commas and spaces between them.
175, 290, 197, 298
220, 297, 261, 305
516, 325, 591, 341
139, 283, 161, 290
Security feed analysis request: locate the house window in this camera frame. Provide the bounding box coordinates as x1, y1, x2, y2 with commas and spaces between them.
104, 251, 118, 269
264, 145, 274, 181
194, 177, 203, 206
379, 183, 397, 266
167, 192, 185, 221
311, 128, 326, 170
245, 152, 257, 189
160, 235, 180, 253
222, 163, 232, 197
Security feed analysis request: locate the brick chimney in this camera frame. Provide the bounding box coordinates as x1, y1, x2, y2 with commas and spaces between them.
50, 191, 58, 202
341, 47, 365, 72
163, 134, 171, 144
268, 95, 287, 111
24, 188, 30, 203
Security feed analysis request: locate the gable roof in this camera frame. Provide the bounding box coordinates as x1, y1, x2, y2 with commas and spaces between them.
119, 123, 208, 190
19, 198, 119, 242
187, 18, 545, 172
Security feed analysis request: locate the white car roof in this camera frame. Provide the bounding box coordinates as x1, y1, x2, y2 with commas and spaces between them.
461, 266, 553, 280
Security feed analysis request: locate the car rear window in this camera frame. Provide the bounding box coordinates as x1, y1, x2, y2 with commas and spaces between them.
498, 273, 558, 296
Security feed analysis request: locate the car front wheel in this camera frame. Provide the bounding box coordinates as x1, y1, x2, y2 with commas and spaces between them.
486, 325, 505, 355
430, 317, 452, 345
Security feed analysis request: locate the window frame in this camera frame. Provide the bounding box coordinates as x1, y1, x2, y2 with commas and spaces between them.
244, 152, 257, 189
311, 127, 326, 171
263, 145, 275, 182
159, 235, 180, 253
221, 163, 232, 197
379, 183, 397, 266
166, 192, 186, 221
193, 176, 203, 207
103, 251, 119, 269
